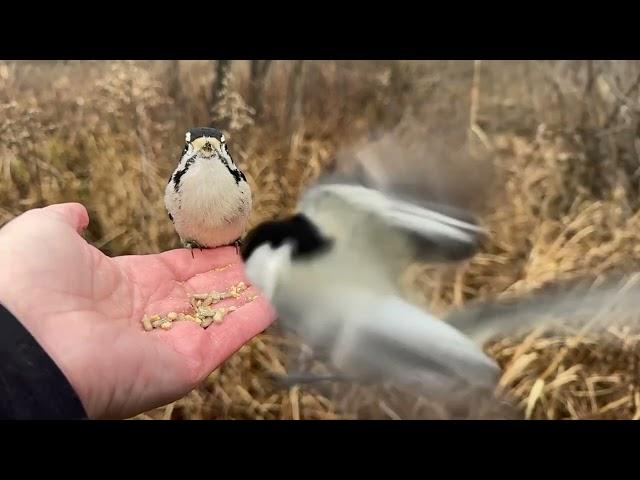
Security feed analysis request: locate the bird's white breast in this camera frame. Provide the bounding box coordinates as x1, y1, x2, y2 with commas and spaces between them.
165, 157, 252, 247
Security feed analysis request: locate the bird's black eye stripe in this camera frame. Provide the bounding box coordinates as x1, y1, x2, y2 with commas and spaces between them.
170, 146, 190, 185
219, 144, 247, 185
172, 155, 196, 193
229, 169, 245, 185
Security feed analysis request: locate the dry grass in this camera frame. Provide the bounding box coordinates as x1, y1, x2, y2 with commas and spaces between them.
3, 60, 640, 419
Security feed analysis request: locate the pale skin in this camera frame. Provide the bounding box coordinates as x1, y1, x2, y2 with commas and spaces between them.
0, 203, 276, 419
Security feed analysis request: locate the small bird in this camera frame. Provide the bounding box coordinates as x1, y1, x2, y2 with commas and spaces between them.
240, 128, 501, 403
165, 127, 252, 254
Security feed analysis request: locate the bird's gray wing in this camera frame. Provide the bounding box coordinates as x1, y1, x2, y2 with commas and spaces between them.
298, 181, 486, 263
299, 122, 491, 264
327, 120, 495, 214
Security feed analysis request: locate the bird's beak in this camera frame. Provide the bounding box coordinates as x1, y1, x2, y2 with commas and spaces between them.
192, 137, 220, 158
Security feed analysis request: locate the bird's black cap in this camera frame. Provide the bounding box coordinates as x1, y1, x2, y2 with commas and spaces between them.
186, 127, 225, 142
240, 214, 333, 261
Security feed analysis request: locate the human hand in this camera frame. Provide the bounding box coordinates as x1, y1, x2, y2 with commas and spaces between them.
0, 203, 275, 419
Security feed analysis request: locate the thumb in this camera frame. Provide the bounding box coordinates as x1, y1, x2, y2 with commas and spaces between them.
40, 202, 90, 234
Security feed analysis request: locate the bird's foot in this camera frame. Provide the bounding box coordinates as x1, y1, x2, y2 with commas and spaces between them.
184, 240, 206, 258
227, 238, 242, 256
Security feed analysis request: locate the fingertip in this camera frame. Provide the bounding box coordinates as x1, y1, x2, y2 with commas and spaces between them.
213, 293, 277, 341
42, 202, 90, 233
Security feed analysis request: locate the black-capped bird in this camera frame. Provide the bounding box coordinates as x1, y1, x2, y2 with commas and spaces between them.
165, 127, 252, 254
239, 128, 502, 401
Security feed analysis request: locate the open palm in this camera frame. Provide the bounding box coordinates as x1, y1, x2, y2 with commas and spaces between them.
0, 203, 275, 419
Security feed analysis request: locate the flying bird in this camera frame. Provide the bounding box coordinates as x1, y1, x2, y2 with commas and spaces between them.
240, 127, 501, 402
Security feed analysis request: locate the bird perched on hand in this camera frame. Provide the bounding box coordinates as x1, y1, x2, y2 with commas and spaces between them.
165, 127, 252, 254
239, 127, 501, 404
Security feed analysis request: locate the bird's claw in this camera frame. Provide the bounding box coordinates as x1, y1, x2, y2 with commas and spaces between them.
184, 239, 241, 258
227, 238, 243, 256
184, 240, 205, 258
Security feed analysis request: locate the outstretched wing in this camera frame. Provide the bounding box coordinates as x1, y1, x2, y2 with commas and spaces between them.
297, 122, 490, 264
298, 181, 486, 263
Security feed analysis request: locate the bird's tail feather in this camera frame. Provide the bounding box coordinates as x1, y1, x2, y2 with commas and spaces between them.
443, 274, 640, 345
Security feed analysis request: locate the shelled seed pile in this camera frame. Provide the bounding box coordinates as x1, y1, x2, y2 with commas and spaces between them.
141, 282, 253, 331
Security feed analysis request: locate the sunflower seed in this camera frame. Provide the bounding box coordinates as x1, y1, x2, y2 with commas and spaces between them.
141, 315, 153, 331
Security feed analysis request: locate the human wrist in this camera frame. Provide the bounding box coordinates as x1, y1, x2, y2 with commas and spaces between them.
0, 259, 93, 418
0, 302, 87, 419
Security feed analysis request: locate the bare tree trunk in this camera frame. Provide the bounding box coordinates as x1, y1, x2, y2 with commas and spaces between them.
168, 60, 181, 103
250, 60, 272, 120
522, 61, 537, 118
286, 60, 305, 138
580, 60, 595, 128
210, 60, 232, 129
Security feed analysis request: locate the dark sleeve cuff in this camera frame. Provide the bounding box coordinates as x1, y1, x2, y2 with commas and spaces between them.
0, 303, 88, 419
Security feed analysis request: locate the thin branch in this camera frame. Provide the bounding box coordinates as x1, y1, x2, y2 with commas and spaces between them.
469, 60, 482, 135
